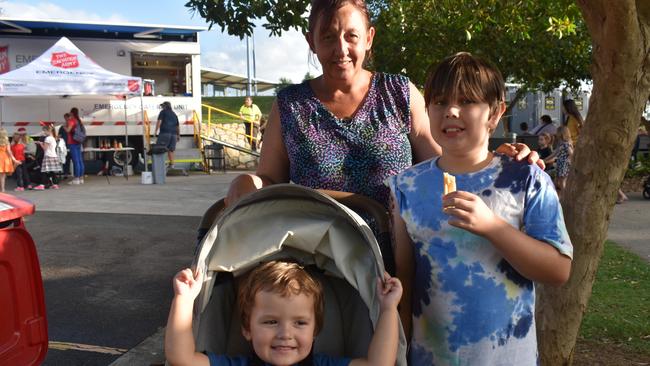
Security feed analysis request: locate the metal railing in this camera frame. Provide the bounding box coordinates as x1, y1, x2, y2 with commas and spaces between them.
201, 103, 260, 149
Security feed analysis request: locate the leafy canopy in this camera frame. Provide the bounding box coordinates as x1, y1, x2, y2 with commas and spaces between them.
186, 0, 591, 91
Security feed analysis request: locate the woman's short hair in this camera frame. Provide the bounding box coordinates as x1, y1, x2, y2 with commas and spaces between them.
238, 260, 325, 334
308, 0, 371, 36
424, 52, 505, 116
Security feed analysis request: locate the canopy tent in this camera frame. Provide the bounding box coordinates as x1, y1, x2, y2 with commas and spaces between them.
0, 36, 142, 96
0, 36, 144, 176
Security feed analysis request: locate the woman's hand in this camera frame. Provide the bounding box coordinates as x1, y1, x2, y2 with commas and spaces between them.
496, 143, 545, 170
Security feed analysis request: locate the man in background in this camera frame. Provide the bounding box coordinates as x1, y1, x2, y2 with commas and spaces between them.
155, 101, 180, 168
239, 96, 261, 150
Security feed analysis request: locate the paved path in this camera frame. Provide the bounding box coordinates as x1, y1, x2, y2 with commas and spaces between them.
607, 192, 650, 262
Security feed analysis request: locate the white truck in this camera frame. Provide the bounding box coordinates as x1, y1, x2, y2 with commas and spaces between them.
0, 18, 206, 170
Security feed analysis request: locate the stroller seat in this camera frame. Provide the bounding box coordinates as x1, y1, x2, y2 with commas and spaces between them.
191, 184, 407, 364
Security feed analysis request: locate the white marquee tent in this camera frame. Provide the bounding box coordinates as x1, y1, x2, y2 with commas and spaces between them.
0, 36, 144, 175
0, 36, 142, 96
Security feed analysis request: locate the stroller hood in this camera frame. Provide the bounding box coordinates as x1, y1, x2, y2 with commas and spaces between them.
192, 184, 406, 364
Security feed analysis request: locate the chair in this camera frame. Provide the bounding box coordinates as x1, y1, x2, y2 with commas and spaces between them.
204, 143, 226, 173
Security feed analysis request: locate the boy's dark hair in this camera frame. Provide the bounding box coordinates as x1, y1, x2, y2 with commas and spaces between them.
540, 115, 553, 125
520, 122, 529, 131
238, 260, 324, 334
424, 52, 505, 116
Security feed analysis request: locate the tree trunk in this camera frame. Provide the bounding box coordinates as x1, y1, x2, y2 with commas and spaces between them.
537, 1, 650, 365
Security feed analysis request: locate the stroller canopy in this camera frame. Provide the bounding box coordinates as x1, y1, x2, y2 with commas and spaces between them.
193, 184, 406, 365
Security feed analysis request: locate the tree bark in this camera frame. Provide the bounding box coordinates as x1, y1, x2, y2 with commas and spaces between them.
537, 1, 650, 365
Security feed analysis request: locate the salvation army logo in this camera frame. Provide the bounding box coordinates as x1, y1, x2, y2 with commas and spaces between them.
51, 52, 79, 68
128, 80, 140, 92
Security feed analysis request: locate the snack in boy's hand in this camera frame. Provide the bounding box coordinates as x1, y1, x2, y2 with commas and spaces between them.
443, 172, 456, 195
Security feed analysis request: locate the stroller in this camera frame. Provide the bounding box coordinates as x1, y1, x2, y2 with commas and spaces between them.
644, 175, 650, 199
191, 184, 407, 365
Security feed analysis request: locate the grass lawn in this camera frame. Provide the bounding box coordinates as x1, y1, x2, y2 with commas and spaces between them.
578, 241, 650, 354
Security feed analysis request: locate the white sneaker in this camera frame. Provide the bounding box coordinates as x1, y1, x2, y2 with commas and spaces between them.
80, 178, 85, 184
68, 178, 80, 185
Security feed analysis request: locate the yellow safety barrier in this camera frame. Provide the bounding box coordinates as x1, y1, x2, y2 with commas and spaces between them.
143, 110, 151, 149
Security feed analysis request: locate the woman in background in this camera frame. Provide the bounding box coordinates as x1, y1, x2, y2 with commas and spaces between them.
563, 99, 584, 145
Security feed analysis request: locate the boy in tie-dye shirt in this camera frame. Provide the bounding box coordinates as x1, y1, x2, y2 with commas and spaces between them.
387, 52, 573, 365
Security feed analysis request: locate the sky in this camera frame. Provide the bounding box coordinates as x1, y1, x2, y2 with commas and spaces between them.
1, 0, 317, 83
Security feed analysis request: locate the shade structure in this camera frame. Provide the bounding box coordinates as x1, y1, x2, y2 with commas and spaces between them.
0, 36, 141, 96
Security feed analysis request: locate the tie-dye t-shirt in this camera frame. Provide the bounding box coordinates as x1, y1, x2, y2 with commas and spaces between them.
387, 154, 573, 366
277, 73, 412, 208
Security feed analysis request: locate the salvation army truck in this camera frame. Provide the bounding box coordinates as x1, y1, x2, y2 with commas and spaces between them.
0, 18, 206, 168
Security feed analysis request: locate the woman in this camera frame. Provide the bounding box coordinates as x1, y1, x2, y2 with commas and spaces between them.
64, 108, 86, 184
226, 0, 537, 207
563, 99, 584, 146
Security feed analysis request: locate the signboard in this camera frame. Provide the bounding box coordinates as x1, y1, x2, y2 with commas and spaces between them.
545, 96, 556, 110
0, 46, 9, 74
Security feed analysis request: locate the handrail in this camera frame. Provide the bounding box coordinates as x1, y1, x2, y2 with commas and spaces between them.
201, 103, 260, 148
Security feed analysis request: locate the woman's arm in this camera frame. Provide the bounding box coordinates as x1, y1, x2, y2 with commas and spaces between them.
225, 101, 290, 206
391, 195, 414, 340
408, 82, 442, 163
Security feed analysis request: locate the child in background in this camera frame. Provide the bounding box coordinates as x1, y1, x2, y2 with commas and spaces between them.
388, 52, 573, 365
11, 132, 32, 191
544, 126, 573, 196
537, 132, 554, 172
0, 128, 18, 192
165, 260, 403, 366
35, 125, 62, 190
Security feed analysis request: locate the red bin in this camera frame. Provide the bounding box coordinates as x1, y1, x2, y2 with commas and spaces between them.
0, 194, 48, 366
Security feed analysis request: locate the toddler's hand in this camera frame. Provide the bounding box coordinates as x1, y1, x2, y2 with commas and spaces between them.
172, 268, 203, 300
377, 272, 402, 311
443, 191, 502, 236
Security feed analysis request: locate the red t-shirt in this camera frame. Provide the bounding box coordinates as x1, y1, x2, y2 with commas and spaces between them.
67, 118, 77, 145
11, 143, 25, 161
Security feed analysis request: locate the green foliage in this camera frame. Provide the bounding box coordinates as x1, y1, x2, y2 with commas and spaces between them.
371, 0, 592, 90
186, 0, 592, 93
626, 155, 650, 178
185, 0, 310, 38
579, 241, 650, 354
275, 77, 294, 95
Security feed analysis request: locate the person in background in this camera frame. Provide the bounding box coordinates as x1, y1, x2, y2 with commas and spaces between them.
11, 131, 32, 191
239, 96, 262, 151
65, 107, 86, 185
563, 99, 584, 145
155, 101, 180, 168
544, 125, 574, 196
519, 121, 532, 135
0, 128, 18, 192
58, 114, 72, 179
537, 132, 554, 172
35, 124, 62, 190
531, 114, 557, 136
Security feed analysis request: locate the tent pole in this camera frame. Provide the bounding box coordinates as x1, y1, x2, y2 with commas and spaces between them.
141, 92, 147, 172
124, 95, 129, 180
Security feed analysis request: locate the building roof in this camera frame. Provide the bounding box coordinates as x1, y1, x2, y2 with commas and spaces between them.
201, 67, 276, 92
0, 18, 206, 41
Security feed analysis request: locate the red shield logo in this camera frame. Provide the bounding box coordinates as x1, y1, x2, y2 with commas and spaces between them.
51, 52, 79, 68
128, 79, 140, 92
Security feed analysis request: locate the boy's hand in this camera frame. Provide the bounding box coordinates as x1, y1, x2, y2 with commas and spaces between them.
172, 268, 203, 300
443, 191, 504, 236
377, 272, 403, 311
